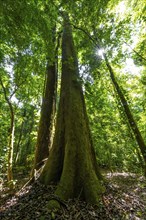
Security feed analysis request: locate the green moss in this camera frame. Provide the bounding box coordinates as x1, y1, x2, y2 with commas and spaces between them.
40, 14, 104, 205
47, 199, 60, 211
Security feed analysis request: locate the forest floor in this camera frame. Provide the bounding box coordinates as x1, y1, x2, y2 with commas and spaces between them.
0, 172, 146, 219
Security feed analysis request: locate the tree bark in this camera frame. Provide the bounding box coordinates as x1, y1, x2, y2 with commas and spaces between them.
14, 110, 26, 165
33, 59, 57, 171
40, 14, 104, 205
104, 55, 146, 175
0, 77, 15, 182
7, 102, 15, 182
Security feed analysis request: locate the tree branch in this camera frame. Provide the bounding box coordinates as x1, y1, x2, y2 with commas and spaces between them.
71, 24, 98, 46
9, 79, 26, 99
0, 77, 10, 103
124, 42, 146, 63
71, 24, 146, 65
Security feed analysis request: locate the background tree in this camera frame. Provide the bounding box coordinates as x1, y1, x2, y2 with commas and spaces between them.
0, 76, 15, 182
33, 41, 57, 172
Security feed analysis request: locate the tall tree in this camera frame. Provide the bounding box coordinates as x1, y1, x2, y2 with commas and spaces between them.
0, 77, 15, 183
40, 14, 104, 206
104, 54, 146, 175
33, 56, 57, 171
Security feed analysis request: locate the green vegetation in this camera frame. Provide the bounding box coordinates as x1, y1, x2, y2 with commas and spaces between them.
0, 0, 146, 207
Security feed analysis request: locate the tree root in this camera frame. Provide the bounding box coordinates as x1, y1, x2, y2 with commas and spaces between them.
47, 195, 67, 211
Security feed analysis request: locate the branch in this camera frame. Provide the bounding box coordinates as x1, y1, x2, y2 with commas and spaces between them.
55, 30, 62, 56
0, 77, 14, 118
71, 24, 98, 46
124, 42, 146, 63
71, 24, 146, 65
0, 77, 9, 103
0, 75, 27, 101
9, 79, 26, 99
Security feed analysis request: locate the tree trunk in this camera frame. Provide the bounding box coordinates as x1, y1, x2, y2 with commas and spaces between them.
0, 77, 15, 182
33, 59, 57, 171
104, 55, 146, 176
7, 102, 15, 182
40, 14, 104, 205
14, 110, 26, 165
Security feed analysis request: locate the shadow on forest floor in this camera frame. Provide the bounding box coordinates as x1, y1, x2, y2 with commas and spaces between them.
0, 172, 146, 219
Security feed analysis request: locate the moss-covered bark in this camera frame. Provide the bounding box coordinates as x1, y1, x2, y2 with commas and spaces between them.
33, 59, 57, 171
40, 14, 104, 204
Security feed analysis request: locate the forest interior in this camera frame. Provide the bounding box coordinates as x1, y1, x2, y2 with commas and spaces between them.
0, 0, 146, 219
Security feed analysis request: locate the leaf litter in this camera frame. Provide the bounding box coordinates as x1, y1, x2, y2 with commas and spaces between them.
0, 172, 146, 219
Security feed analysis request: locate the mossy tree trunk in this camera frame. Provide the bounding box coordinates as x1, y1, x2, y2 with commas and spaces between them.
33, 60, 57, 171
104, 55, 146, 176
40, 15, 104, 204
32, 25, 57, 172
